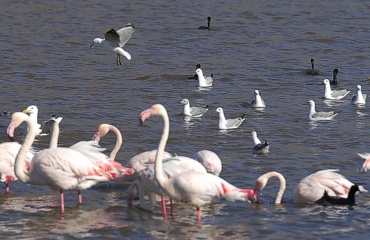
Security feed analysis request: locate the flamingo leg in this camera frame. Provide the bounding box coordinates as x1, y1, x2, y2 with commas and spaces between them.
60, 189, 65, 213
196, 207, 201, 223
5, 182, 9, 193
77, 190, 82, 204
170, 198, 174, 216
161, 196, 167, 219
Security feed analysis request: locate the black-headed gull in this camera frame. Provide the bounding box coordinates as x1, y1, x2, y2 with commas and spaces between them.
307, 100, 340, 121
322, 79, 350, 100
195, 68, 213, 87
351, 85, 366, 105
216, 107, 245, 130
90, 23, 135, 66
180, 99, 209, 117
23, 105, 63, 136
252, 130, 270, 154
250, 90, 266, 108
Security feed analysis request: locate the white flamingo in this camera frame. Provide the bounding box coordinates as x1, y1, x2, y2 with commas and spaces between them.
293, 169, 367, 204
7, 112, 122, 213
139, 104, 277, 222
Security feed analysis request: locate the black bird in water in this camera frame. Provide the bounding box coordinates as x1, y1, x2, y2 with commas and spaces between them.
305, 58, 320, 75
198, 16, 211, 30
315, 184, 365, 207
330, 68, 339, 85
188, 64, 201, 80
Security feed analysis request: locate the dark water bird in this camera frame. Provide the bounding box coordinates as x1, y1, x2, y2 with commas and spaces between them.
0, 111, 14, 117
331, 68, 339, 85
198, 16, 211, 30
188, 64, 201, 80
304, 58, 320, 75
315, 184, 363, 206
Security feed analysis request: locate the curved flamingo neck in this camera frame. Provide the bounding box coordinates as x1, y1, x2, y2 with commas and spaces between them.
154, 106, 170, 189
14, 114, 35, 183
254, 171, 286, 204
108, 125, 123, 160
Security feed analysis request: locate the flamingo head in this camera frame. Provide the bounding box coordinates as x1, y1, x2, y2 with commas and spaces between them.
140, 104, 166, 124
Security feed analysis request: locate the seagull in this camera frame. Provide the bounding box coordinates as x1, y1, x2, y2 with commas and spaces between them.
304, 58, 320, 75
307, 100, 340, 121
23, 105, 63, 136
330, 68, 339, 85
198, 16, 211, 30
351, 85, 366, 105
216, 107, 245, 130
250, 90, 266, 108
90, 23, 135, 66
180, 99, 209, 117
252, 130, 270, 154
323, 79, 350, 100
195, 68, 213, 87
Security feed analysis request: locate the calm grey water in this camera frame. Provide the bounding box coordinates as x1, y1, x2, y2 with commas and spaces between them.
1, 0, 370, 239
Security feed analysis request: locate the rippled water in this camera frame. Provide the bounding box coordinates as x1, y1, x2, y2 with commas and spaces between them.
1, 0, 370, 238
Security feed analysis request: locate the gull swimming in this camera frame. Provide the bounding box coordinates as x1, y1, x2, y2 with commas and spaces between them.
252, 130, 270, 154
23, 105, 63, 136
180, 99, 209, 117
323, 79, 350, 100
307, 100, 340, 121
216, 107, 245, 130
250, 90, 266, 108
351, 85, 366, 105
90, 23, 135, 66
195, 68, 213, 87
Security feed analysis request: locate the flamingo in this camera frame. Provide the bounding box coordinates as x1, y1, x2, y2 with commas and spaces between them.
90, 23, 135, 66
193, 150, 222, 176
293, 169, 367, 204
248, 171, 286, 204
7, 112, 121, 213
70, 123, 135, 180
0, 142, 34, 193
139, 104, 258, 222
23, 105, 63, 136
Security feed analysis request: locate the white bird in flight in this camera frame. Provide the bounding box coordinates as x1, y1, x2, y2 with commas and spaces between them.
90, 23, 135, 66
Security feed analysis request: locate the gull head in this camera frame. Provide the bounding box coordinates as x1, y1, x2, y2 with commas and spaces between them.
90, 38, 103, 48
195, 68, 203, 76
181, 99, 189, 105
216, 107, 223, 113
322, 79, 330, 86
357, 85, 362, 91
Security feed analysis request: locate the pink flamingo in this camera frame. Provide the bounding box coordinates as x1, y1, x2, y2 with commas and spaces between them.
293, 169, 367, 204
357, 153, 370, 172
248, 171, 286, 204
193, 150, 222, 176
70, 123, 135, 180
0, 142, 34, 193
139, 104, 260, 222
7, 112, 119, 213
